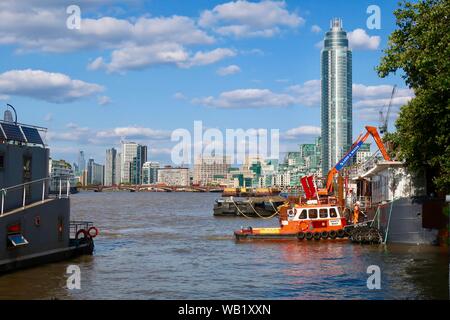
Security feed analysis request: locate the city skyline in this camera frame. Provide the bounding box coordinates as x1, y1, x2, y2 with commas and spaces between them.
0, 1, 415, 166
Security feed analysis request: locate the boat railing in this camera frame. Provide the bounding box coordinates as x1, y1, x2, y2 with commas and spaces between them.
0, 177, 71, 216
70, 221, 94, 239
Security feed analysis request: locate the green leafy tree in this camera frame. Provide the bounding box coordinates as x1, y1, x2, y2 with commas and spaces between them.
377, 0, 450, 194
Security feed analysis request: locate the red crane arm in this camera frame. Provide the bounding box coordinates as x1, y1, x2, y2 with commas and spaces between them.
321, 126, 391, 194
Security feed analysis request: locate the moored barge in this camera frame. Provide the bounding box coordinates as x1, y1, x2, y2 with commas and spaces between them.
0, 105, 98, 274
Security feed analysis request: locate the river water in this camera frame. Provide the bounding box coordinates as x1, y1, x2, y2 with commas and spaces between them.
0, 192, 448, 300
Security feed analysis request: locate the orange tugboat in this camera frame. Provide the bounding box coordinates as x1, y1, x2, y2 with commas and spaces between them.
234, 188, 348, 240
234, 126, 390, 241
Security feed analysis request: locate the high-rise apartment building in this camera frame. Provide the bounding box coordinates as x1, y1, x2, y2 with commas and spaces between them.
77, 151, 86, 175
105, 148, 121, 186
356, 143, 372, 164
321, 18, 352, 175
142, 161, 160, 184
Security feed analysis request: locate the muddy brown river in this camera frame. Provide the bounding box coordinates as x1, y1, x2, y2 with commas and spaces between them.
0, 192, 448, 299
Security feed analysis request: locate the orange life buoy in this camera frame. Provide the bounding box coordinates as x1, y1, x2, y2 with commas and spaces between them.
87, 226, 99, 238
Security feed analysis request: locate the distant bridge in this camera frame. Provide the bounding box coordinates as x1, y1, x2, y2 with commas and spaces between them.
77, 184, 224, 193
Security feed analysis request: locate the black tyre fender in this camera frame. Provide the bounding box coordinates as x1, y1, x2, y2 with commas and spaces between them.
297, 232, 306, 240
329, 230, 337, 239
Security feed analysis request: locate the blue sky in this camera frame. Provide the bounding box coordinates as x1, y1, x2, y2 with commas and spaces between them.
0, 0, 414, 165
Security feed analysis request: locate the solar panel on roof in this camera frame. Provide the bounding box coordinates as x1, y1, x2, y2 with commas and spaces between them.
0, 123, 26, 142
21, 126, 44, 145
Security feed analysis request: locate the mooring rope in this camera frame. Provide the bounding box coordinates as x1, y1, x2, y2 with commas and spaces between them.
230, 197, 254, 219
383, 200, 395, 244
248, 198, 279, 220
230, 197, 278, 219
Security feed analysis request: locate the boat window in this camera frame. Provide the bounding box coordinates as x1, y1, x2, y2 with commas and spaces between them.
319, 208, 328, 218
299, 209, 307, 219
330, 208, 338, 218
7, 234, 29, 247
0, 154, 4, 169
308, 209, 318, 219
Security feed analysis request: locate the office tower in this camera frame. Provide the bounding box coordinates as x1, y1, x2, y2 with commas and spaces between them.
131, 145, 147, 185
121, 142, 138, 184
105, 148, 120, 186
193, 155, 230, 186
321, 18, 352, 175
121, 142, 147, 184
115, 152, 122, 185
87, 158, 104, 185
157, 166, 189, 186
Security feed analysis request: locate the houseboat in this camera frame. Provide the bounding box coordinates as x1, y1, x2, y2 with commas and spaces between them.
0, 105, 98, 274
352, 159, 446, 245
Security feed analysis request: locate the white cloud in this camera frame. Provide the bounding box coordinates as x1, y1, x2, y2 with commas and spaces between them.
0, 69, 103, 103
91, 45, 235, 73
217, 64, 241, 76
284, 126, 321, 139
352, 84, 414, 109
287, 80, 321, 107
149, 147, 173, 155
192, 88, 296, 109
44, 113, 53, 122
347, 28, 380, 50
173, 92, 187, 100
192, 81, 414, 111
311, 25, 322, 33
183, 48, 236, 68
48, 124, 172, 146
87, 57, 106, 71
354, 96, 413, 109
97, 95, 112, 106
0, 6, 214, 53
199, 0, 304, 38
315, 28, 381, 51
96, 127, 171, 140
0, 2, 234, 73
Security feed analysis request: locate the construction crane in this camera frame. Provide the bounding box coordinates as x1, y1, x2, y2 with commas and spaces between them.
379, 85, 397, 135
318, 126, 391, 196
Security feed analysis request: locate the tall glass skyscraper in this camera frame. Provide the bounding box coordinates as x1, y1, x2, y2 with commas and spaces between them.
321, 18, 352, 175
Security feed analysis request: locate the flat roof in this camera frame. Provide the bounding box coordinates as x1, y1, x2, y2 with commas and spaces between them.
360, 161, 404, 178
